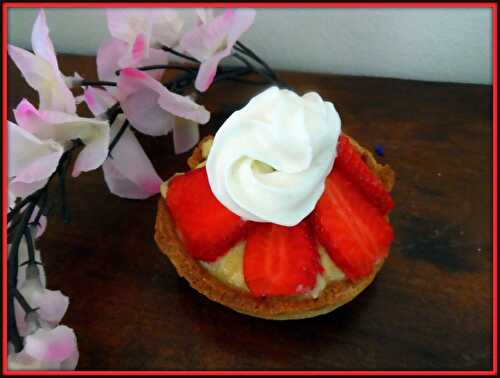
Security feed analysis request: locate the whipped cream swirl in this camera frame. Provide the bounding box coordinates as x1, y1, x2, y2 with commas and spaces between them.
206, 87, 341, 226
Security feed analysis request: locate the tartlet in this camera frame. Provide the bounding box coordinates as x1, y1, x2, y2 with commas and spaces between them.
155, 134, 395, 320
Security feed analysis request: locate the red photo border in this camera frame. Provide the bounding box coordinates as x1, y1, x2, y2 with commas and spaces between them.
2, 2, 497, 376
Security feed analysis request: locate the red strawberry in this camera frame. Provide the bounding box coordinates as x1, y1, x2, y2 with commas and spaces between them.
166, 167, 247, 262
244, 222, 323, 297
310, 168, 394, 281
336, 134, 394, 214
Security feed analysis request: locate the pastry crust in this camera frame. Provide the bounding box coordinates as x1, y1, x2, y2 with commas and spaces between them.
155, 134, 394, 320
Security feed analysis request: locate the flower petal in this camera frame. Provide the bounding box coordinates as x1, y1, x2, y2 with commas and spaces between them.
14, 99, 110, 177
31, 209, 47, 238
151, 10, 184, 47
16, 278, 69, 332
97, 36, 167, 86
13, 99, 45, 134
157, 90, 210, 124
31, 10, 59, 71
24, 326, 77, 363
8, 45, 75, 114
180, 10, 232, 60
8, 45, 53, 92
82, 87, 117, 118
102, 115, 162, 199
9, 180, 49, 199
137, 46, 169, 80
117, 68, 209, 136
117, 33, 147, 68
8, 120, 63, 184
226, 9, 256, 46
60, 349, 79, 370
106, 9, 149, 45
181, 9, 255, 92
8, 351, 60, 370
15, 241, 46, 289
196, 8, 215, 26
194, 54, 223, 92
31, 289, 69, 324
63, 71, 83, 89
116, 68, 173, 135
97, 37, 128, 84
173, 118, 200, 154
71, 121, 110, 177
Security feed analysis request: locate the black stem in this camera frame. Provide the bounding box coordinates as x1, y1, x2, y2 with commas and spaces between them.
7, 293, 23, 352
8, 193, 38, 223
213, 67, 253, 84
7, 212, 23, 244
108, 120, 130, 158
8, 200, 38, 352
165, 70, 198, 94
79, 80, 117, 87
13, 288, 37, 314
226, 77, 269, 86
115, 64, 195, 76
232, 52, 279, 86
31, 189, 48, 229
235, 41, 277, 80
161, 46, 200, 64
7, 139, 83, 350
234, 42, 293, 90
165, 65, 263, 94
58, 156, 71, 224
106, 103, 122, 125
23, 229, 36, 265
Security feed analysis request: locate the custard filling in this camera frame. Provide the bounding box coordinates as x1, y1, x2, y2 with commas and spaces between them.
161, 182, 345, 298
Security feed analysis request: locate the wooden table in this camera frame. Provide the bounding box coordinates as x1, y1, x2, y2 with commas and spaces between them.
7, 55, 494, 371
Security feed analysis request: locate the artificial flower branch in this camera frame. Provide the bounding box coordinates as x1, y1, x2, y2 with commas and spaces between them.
8, 139, 83, 353
7, 8, 284, 369
108, 120, 130, 158
115, 64, 196, 76
161, 45, 200, 63
78, 80, 117, 87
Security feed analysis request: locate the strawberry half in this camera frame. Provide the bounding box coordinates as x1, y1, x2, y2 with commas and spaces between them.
336, 134, 394, 214
166, 167, 247, 262
310, 168, 394, 281
243, 222, 323, 297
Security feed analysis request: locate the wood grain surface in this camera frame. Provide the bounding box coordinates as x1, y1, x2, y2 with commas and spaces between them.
7, 55, 493, 371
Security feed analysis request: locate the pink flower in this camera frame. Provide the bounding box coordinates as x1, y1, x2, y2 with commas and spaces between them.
79, 88, 163, 198
96, 35, 168, 89
78, 88, 163, 199
15, 264, 69, 337
8, 326, 79, 370
77, 86, 117, 119
180, 9, 256, 92
9, 236, 46, 294
116, 68, 210, 153
103, 115, 163, 199
25, 326, 77, 363
106, 9, 184, 48
97, 8, 184, 89
195, 8, 215, 26
8, 10, 75, 113
12, 99, 110, 183
7, 240, 77, 371
8, 121, 63, 197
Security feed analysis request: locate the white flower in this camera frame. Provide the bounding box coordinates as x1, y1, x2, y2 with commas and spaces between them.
8, 10, 76, 113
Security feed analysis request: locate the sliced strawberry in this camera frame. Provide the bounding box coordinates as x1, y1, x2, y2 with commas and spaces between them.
243, 222, 323, 297
166, 167, 247, 262
310, 168, 394, 281
336, 134, 394, 214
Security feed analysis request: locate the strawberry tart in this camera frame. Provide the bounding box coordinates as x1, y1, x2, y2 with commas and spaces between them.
155, 87, 395, 320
